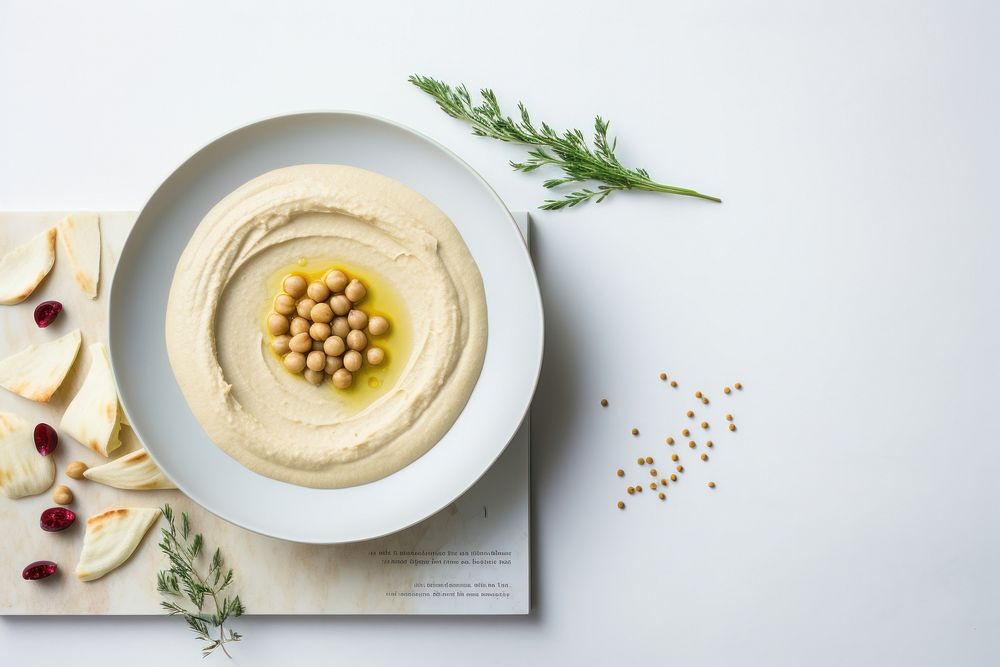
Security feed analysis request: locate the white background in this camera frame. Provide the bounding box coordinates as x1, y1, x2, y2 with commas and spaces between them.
2, 0, 998, 664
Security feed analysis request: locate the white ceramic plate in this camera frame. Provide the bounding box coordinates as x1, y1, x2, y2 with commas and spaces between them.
109, 112, 542, 544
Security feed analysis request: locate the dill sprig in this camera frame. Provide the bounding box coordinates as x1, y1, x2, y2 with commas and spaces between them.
156, 504, 245, 659
409, 74, 721, 210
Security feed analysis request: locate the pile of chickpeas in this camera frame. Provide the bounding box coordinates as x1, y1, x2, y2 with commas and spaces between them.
266, 269, 390, 389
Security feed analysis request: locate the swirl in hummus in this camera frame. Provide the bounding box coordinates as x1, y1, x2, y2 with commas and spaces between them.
165, 164, 487, 488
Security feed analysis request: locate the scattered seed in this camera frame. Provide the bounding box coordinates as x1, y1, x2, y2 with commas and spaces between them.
701, 453, 708, 461
650, 482, 657, 490
688, 441, 696, 448
723, 386, 731, 394
670, 380, 678, 388
726, 414, 733, 421
670, 474, 678, 481
645, 456, 654, 464
729, 423, 736, 432
631, 427, 639, 436
701, 397, 709, 405
650, 468, 658, 476
600, 398, 609, 407
658, 492, 665, 500
627, 486, 635, 494
681, 428, 690, 437
616, 469, 625, 477
708, 481, 716, 488
618, 500, 626, 509
706, 440, 714, 448
660, 478, 668, 485
701, 421, 709, 429
695, 391, 703, 398
734, 383, 743, 390
666, 437, 675, 445
686, 410, 694, 418
671, 453, 679, 461
659, 372, 667, 380
637, 457, 645, 465
636, 485, 643, 493
676, 465, 684, 472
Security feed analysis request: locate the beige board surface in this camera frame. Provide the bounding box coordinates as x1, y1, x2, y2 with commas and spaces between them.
0, 212, 530, 615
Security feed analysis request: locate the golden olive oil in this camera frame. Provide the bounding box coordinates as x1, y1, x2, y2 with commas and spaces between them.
263, 258, 411, 414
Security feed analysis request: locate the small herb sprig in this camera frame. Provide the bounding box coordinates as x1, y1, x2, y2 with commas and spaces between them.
156, 504, 245, 659
409, 75, 721, 210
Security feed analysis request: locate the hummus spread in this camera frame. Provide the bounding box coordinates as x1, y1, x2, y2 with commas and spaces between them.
165, 165, 487, 488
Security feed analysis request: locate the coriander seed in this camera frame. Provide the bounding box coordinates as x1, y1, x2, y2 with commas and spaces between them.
658, 492, 665, 500
695, 391, 703, 398
616, 469, 625, 477
723, 386, 731, 394
671, 453, 679, 461
729, 423, 736, 432
708, 481, 716, 488
670, 474, 677, 481
618, 501, 625, 509
650, 468, 658, 476
659, 372, 667, 380
735, 382, 743, 390
688, 441, 696, 448
700, 453, 708, 461
631, 427, 639, 436
726, 414, 733, 421
670, 380, 678, 388
701, 421, 709, 429
676, 465, 684, 472
682, 428, 690, 437
706, 440, 714, 448
666, 437, 675, 445
637, 457, 645, 465
627, 486, 635, 495
686, 410, 694, 418
600, 398, 609, 407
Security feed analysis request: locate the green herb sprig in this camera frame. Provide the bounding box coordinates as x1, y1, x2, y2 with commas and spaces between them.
409, 75, 721, 210
156, 504, 245, 659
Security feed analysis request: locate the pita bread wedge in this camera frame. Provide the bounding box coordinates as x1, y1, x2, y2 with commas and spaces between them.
76, 507, 161, 581
0, 227, 56, 305
60, 342, 122, 456
83, 448, 176, 490
0, 412, 55, 498
0, 328, 82, 402
57, 213, 101, 299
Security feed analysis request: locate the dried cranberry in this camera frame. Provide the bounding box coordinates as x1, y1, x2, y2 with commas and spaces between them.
33, 423, 58, 456
33, 300, 63, 328
22, 560, 57, 580
40, 507, 76, 532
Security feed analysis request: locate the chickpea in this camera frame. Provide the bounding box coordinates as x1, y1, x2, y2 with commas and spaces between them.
324, 269, 349, 293
310, 302, 334, 324
296, 298, 317, 319
366, 346, 385, 365
65, 460, 88, 480
273, 294, 296, 316
309, 322, 332, 341
331, 316, 350, 338
307, 281, 330, 302
267, 313, 289, 336
346, 329, 367, 351
325, 355, 344, 374
343, 350, 363, 372
345, 279, 366, 302
303, 368, 325, 385
330, 294, 352, 316
324, 335, 346, 356
289, 332, 313, 354
332, 368, 353, 389
271, 334, 291, 355
347, 309, 369, 330
283, 351, 306, 373
368, 315, 389, 336
289, 316, 310, 336
306, 350, 326, 372
282, 274, 307, 298
52, 485, 73, 505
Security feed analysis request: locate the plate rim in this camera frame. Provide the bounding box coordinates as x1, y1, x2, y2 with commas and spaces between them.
109, 109, 544, 543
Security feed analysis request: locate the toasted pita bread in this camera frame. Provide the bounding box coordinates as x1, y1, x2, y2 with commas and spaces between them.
0, 227, 57, 305
76, 507, 161, 581
0, 328, 82, 402
0, 412, 55, 498
60, 342, 122, 456
83, 448, 176, 490
57, 213, 101, 299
